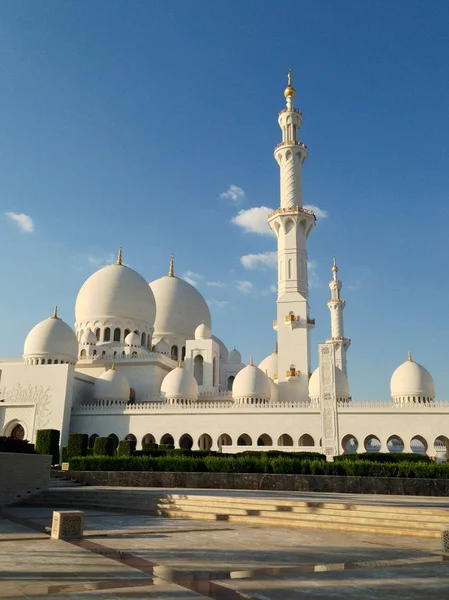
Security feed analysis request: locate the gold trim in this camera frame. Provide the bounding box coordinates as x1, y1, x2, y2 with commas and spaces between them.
168, 254, 174, 277
116, 244, 123, 266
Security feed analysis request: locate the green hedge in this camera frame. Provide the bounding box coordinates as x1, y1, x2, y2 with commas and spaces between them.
67, 433, 88, 459
117, 440, 136, 457
35, 429, 60, 464
334, 452, 431, 463
67, 455, 449, 478
93, 436, 114, 456
61, 446, 68, 463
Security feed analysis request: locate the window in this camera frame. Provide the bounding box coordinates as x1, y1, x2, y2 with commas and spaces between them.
104, 327, 111, 342
95, 328, 101, 341
113, 328, 121, 342
213, 357, 217, 387
141, 332, 146, 347
194, 355, 204, 385
171, 345, 178, 361
124, 329, 130, 338
227, 375, 235, 391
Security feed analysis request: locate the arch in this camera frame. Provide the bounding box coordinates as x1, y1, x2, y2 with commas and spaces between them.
41, 359, 46, 365
227, 375, 235, 391
364, 434, 381, 453
129, 388, 136, 404
171, 345, 178, 362
194, 354, 204, 385
47, 359, 52, 364
9, 423, 25, 440
198, 433, 213, 451
125, 433, 137, 443
410, 435, 428, 455
434, 436, 449, 460
285, 218, 294, 234
104, 327, 111, 342
142, 433, 155, 446
298, 434, 314, 446
113, 328, 121, 342
257, 433, 272, 446
237, 433, 252, 446
131, 351, 138, 357
141, 332, 146, 347
287, 258, 292, 278
213, 357, 217, 387
387, 435, 404, 453
218, 433, 232, 447
95, 328, 101, 341
341, 434, 358, 454
88, 434, 98, 448
108, 433, 119, 450
179, 434, 193, 450
160, 433, 174, 446
181, 346, 186, 360
124, 328, 131, 339
278, 433, 294, 446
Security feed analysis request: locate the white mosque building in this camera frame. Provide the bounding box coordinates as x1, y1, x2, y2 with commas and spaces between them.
1, 72, 448, 459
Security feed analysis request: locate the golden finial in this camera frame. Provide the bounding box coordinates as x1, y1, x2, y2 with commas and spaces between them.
284, 67, 296, 99
116, 244, 123, 266
178, 358, 183, 368
168, 254, 174, 277
52, 305, 58, 319
249, 355, 254, 366
332, 257, 338, 273
275, 341, 278, 354
408, 350, 412, 362
111, 363, 116, 370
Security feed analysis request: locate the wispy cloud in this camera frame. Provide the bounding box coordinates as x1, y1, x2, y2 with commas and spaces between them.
182, 270, 203, 287
304, 204, 328, 219
235, 280, 255, 294
261, 284, 278, 296
231, 206, 274, 235
87, 253, 115, 267
206, 281, 226, 288
241, 251, 277, 270
220, 185, 246, 202
5, 212, 34, 233
207, 298, 230, 309
308, 260, 320, 287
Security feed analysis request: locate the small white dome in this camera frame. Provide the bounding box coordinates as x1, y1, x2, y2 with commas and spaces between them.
80, 329, 97, 345
228, 348, 242, 363
232, 361, 271, 400
161, 365, 198, 400
212, 335, 229, 361
94, 366, 130, 401
149, 271, 211, 343
390, 354, 435, 401
195, 323, 211, 340
125, 332, 141, 346
258, 352, 278, 380
75, 261, 156, 328
309, 367, 350, 400
154, 338, 170, 355
268, 377, 278, 403
24, 310, 78, 363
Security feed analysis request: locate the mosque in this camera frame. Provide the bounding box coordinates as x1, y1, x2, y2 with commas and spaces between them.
1, 72, 448, 460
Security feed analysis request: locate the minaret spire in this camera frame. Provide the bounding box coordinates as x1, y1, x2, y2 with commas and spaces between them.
168, 254, 174, 277
52, 305, 58, 319
327, 259, 350, 376
116, 244, 123, 266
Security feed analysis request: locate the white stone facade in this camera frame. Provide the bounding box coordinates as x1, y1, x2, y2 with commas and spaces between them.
1, 72, 447, 460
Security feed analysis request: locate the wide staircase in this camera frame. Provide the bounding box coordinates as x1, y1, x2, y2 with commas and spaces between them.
17, 476, 449, 539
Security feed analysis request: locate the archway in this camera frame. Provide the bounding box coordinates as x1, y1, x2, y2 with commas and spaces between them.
179, 434, 193, 450
218, 433, 232, 448
277, 433, 294, 446
10, 423, 25, 440
387, 435, 404, 453
142, 433, 155, 446
434, 436, 449, 461
227, 375, 235, 391
237, 433, 252, 446
108, 433, 119, 450
341, 434, 359, 454
364, 434, 381, 453
198, 433, 213, 451
257, 433, 272, 447
125, 434, 137, 443
88, 434, 98, 448
171, 345, 178, 362
194, 355, 204, 385
160, 433, 174, 446
410, 435, 428, 455
298, 434, 314, 446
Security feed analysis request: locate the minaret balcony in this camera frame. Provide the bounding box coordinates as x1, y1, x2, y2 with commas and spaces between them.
307, 317, 315, 329
272, 319, 278, 331
286, 368, 301, 381
285, 313, 300, 330
278, 107, 302, 116
268, 205, 316, 221
326, 336, 351, 347
274, 140, 307, 152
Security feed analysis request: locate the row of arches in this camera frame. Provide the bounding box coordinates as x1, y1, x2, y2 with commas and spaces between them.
25, 358, 74, 366
342, 433, 449, 456
79, 327, 151, 348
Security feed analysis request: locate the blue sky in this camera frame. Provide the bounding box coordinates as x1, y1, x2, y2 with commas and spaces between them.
1, 0, 449, 401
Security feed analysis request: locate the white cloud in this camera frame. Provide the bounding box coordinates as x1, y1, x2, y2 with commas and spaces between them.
87, 253, 115, 267
182, 270, 202, 287
241, 251, 277, 270
261, 283, 278, 296
304, 204, 328, 219
231, 206, 274, 235
235, 280, 255, 294
206, 281, 226, 288
207, 299, 230, 309
5, 212, 34, 233
220, 185, 246, 202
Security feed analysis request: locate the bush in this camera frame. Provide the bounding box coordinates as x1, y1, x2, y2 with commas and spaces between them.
334, 453, 431, 463
0, 436, 35, 454
93, 436, 114, 456
159, 444, 175, 450
67, 433, 88, 459
117, 440, 136, 457
61, 446, 68, 463
35, 429, 60, 464
142, 443, 158, 451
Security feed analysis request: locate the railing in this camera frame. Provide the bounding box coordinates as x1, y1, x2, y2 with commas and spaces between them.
337, 401, 449, 410
274, 140, 307, 152
268, 205, 316, 220
278, 107, 302, 116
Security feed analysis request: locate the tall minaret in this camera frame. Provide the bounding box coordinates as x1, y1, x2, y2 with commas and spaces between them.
268, 70, 316, 401
326, 258, 350, 376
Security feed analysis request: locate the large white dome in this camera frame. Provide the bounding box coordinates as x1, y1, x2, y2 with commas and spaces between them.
149, 273, 211, 342
212, 335, 229, 362
161, 365, 198, 401
94, 366, 130, 401
23, 310, 78, 364
390, 354, 435, 402
75, 262, 156, 328
258, 352, 278, 380
232, 360, 271, 401
309, 367, 350, 400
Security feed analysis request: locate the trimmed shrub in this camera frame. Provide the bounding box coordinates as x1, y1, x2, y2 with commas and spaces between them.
35, 429, 60, 464
61, 446, 68, 463
0, 436, 35, 454
334, 452, 431, 463
159, 444, 175, 450
142, 443, 158, 451
93, 436, 114, 457
67, 433, 88, 459
117, 440, 137, 457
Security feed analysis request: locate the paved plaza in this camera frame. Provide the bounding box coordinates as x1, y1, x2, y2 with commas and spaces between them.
2, 495, 449, 599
